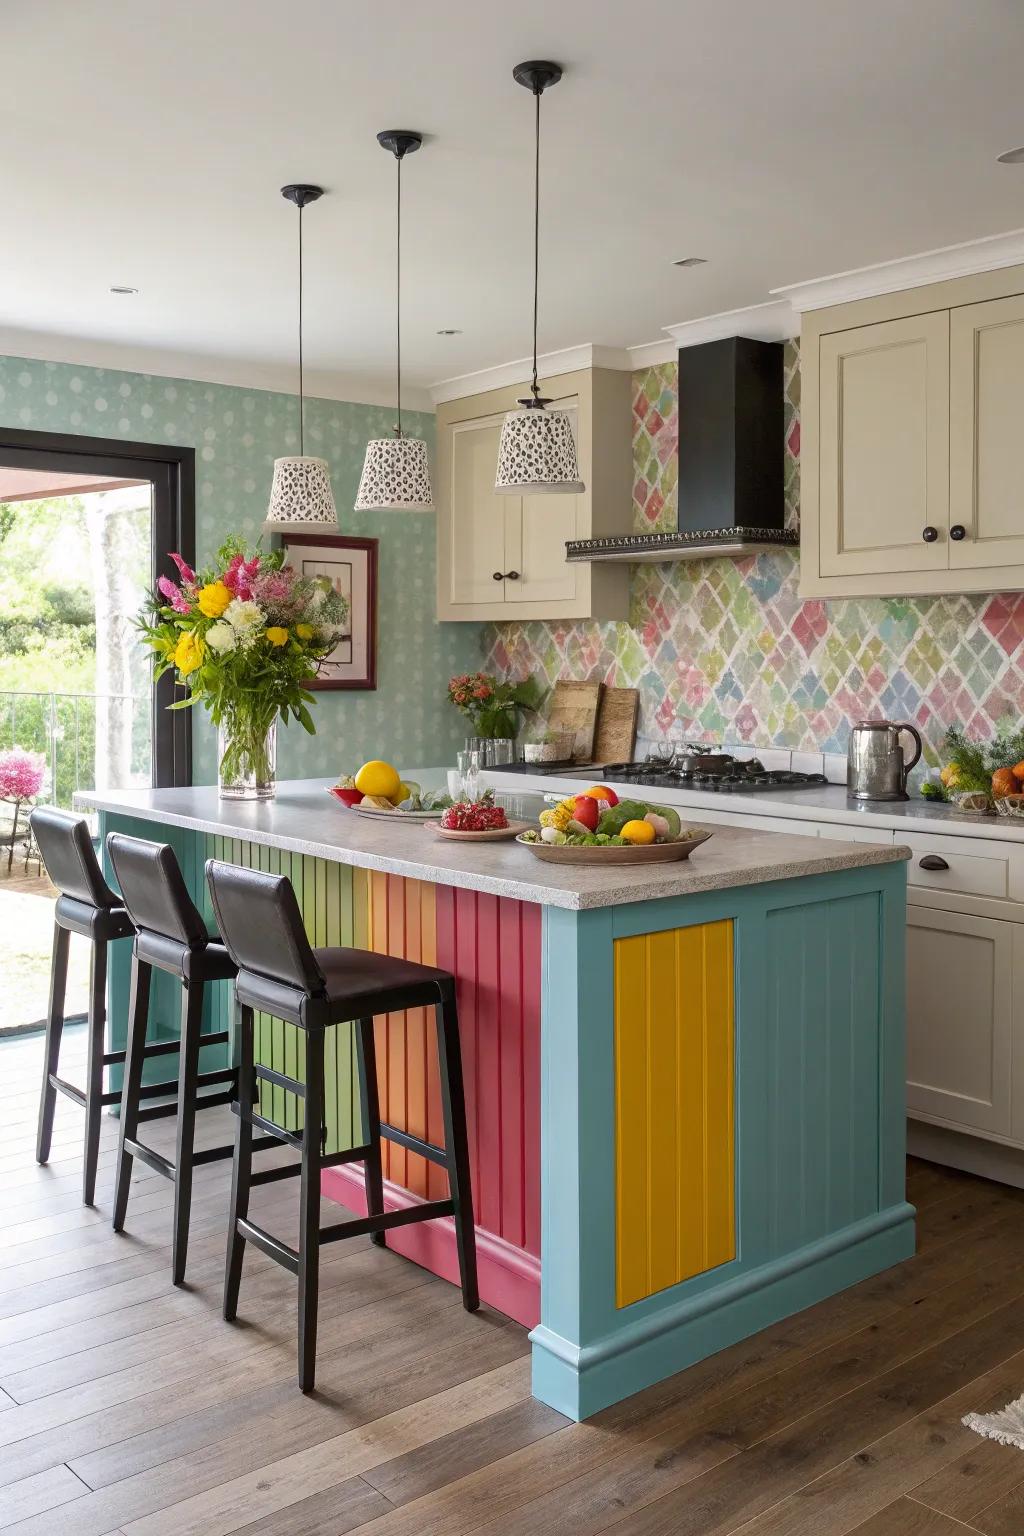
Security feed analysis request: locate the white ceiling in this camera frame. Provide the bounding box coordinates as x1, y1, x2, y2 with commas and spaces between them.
3, 0, 1024, 408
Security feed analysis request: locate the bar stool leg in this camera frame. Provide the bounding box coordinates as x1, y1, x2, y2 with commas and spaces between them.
298, 1030, 324, 1393
36, 921, 70, 1165
113, 955, 152, 1232
171, 978, 205, 1286
356, 1017, 386, 1248
82, 938, 109, 1206
224, 1002, 254, 1322
435, 987, 479, 1312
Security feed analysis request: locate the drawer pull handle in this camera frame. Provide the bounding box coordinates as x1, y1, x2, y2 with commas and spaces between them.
949, 524, 967, 541
492, 571, 505, 582
922, 526, 939, 543
919, 854, 949, 872
504, 570, 521, 581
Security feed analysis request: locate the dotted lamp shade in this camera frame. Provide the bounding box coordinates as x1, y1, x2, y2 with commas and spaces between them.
355, 435, 435, 512
264, 455, 338, 532
494, 406, 585, 494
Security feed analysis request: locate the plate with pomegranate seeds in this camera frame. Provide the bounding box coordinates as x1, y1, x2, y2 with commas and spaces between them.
433, 799, 530, 841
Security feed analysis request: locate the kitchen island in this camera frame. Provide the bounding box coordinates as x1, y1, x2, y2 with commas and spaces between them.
78, 778, 914, 1421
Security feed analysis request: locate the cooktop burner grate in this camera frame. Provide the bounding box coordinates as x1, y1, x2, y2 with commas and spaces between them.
598, 759, 830, 793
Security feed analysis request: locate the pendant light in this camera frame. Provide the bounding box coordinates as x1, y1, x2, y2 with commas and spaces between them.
264, 183, 339, 533
495, 62, 584, 496
355, 131, 434, 512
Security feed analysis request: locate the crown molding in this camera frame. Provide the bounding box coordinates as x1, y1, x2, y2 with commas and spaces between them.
664, 300, 799, 348
773, 227, 1024, 313
428, 343, 639, 404
0, 328, 433, 414
625, 337, 678, 368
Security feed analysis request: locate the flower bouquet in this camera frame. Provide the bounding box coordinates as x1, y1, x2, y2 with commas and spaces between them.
446, 671, 540, 741
139, 537, 348, 799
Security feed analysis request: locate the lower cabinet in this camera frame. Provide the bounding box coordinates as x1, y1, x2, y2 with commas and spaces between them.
906, 906, 1017, 1139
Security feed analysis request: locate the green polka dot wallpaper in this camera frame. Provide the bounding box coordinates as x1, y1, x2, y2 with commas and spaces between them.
0, 354, 481, 783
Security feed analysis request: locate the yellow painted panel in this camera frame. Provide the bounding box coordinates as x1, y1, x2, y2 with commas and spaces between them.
614, 919, 735, 1309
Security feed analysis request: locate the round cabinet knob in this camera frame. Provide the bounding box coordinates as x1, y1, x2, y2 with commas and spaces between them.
492, 571, 505, 582
505, 570, 520, 581
919, 854, 949, 872
949, 524, 967, 541
922, 526, 939, 543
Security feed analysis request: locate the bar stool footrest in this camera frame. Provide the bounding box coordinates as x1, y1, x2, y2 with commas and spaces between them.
123, 1139, 175, 1181
254, 1064, 305, 1098
379, 1121, 448, 1168
49, 1073, 86, 1107
320, 1198, 456, 1244
237, 1217, 299, 1274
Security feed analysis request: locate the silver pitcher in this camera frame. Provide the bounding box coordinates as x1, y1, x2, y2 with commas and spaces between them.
847, 719, 923, 801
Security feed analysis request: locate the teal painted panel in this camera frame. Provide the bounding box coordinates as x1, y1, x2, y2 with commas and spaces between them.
762, 891, 880, 1256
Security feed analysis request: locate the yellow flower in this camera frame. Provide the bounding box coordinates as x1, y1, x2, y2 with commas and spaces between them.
197, 581, 232, 618
173, 632, 205, 677
295, 623, 315, 642
265, 626, 289, 647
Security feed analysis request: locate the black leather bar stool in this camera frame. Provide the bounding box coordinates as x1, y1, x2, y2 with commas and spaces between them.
106, 832, 277, 1284
206, 858, 479, 1393
30, 808, 136, 1205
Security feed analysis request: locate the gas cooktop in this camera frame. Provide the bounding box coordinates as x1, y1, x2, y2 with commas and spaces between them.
596, 750, 829, 793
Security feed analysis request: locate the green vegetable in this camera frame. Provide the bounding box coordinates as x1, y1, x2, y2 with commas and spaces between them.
598, 799, 649, 836
943, 727, 991, 792
920, 782, 946, 801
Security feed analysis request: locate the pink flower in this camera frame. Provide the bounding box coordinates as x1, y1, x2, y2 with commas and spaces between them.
157, 575, 191, 614
0, 748, 45, 801
252, 568, 295, 606
169, 552, 196, 586
223, 554, 261, 600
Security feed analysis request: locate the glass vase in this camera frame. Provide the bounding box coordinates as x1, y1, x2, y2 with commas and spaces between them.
217, 714, 278, 801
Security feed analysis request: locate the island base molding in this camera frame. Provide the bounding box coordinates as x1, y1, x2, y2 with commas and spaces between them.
530, 1204, 916, 1420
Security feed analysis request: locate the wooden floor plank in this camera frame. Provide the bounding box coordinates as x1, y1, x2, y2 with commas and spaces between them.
848, 1498, 982, 1534
0, 1463, 89, 1529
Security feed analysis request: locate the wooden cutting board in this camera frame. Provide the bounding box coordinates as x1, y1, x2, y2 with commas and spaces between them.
593, 687, 639, 765
546, 680, 603, 762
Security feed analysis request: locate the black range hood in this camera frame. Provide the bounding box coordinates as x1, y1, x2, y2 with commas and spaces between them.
566, 336, 797, 563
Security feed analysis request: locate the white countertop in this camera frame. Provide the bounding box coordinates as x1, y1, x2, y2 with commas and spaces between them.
76, 779, 909, 912
482, 767, 1024, 844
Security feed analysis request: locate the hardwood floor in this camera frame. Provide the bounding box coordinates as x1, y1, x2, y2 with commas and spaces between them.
4, 1031, 1024, 1535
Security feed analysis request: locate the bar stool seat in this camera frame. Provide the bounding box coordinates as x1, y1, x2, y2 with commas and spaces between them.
107, 832, 278, 1285
30, 807, 137, 1206
207, 858, 479, 1394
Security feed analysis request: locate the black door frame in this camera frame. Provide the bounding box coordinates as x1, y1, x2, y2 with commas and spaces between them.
0, 427, 195, 787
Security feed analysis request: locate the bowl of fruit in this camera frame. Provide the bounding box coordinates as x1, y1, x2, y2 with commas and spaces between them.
435, 793, 530, 841
516, 786, 712, 865
328, 761, 453, 819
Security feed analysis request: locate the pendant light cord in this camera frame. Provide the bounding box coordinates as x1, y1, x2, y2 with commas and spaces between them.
396, 151, 403, 437
531, 86, 541, 402
297, 200, 305, 457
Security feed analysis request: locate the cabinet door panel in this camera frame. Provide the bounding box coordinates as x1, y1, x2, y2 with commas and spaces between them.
906, 906, 1012, 1138
505, 402, 580, 606
819, 314, 949, 577
950, 294, 1024, 568
448, 417, 509, 606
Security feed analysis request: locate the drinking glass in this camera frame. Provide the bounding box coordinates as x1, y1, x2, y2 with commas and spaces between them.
457, 749, 480, 801
447, 768, 465, 801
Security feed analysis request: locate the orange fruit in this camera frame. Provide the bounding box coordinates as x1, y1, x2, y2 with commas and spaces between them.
580, 784, 618, 805
992, 767, 1018, 799
620, 819, 656, 846
1013, 761, 1024, 784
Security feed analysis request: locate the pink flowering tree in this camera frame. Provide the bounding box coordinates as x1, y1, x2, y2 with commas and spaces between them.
0, 748, 46, 874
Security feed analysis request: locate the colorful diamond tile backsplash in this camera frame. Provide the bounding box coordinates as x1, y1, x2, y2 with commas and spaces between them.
484, 341, 1024, 765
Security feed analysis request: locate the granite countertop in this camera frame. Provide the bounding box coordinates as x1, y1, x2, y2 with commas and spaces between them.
481, 768, 1024, 844
76, 780, 909, 912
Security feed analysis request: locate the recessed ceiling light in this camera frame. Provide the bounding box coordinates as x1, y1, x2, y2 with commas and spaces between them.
673, 257, 707, 269
436, 328, 462, 335
997, 147, 1024, 164
109, 285, 139, 295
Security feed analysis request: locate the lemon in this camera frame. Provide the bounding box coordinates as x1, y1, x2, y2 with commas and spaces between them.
620, 819, 656, 846
354, 760, 402, 800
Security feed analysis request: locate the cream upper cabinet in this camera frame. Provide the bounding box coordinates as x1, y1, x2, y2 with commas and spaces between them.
818, 315, 949, 578
436, 367, 631, 622
949, 294, 1024, 570
801, 260, 1024, 597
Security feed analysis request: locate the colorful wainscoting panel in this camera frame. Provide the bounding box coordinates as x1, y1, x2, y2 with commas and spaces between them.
204, 836, 543, 1326
613, 919, 735, 1308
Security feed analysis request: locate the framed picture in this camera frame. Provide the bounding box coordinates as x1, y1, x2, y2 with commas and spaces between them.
278, 533, 378, 690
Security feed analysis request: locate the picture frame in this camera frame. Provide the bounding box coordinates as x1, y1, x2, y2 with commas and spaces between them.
277, 532, 378, 691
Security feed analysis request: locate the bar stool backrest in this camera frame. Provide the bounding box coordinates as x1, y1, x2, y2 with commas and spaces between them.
206, 859, 326, 996
107, 832, 208, 946
30, 807, 120, 909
